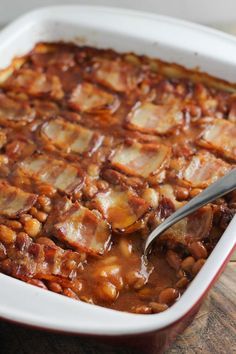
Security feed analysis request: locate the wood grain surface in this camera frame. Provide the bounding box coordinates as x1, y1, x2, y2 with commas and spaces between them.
0, 262, 235, 354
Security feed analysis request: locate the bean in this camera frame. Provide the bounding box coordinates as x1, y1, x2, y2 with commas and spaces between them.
5, 220, 22, 231
30, 207, 48, 223
20, 214, 32, 223
0, 242, 7, 260
65, 259, 77, 271
142, 188, 159, 208
0, 258, 12, 273
149, 302, 168, 313
214, 198, 225, 206
159, 288, 179, 305
188, 241, 208, 260
148, 172, 166, 186
138, 287, 153, 300
87, 164, 100, 178
83, 182, 98, 199
176, 269, 185, 279
175, 276, 189, 289
181, 256, 195, 273
73, 280, 83, 293
0, 155, 8, 164
119, 239, 132, 258
63, 288, 78, 299
132, 305, 152, 314
27, 279, 47, 289
80, 295, 94, 304
188, 104, 201, 118
48, 281, 63, 293
37, 195, 52, 213
175, 186, 189, 201
16, 232, 31, 251
73, 190, 82, 200
96, 180, 109, 191
12, 175, 30, 188
97, 264, 121, 277
24, 218, 42, 238
0, 225, 16, 244
38, 184, 56, 197
140, 82, 151, 95
96, 264, 123, 290
97, 281, 118, 302
229, 202, 236, 209
35, 211, 47, 223
190, 188, 202, 198
192, 259, 206, 276
36, 236, 55, 247
126, 270, 146, 290
166, 250, 181, 270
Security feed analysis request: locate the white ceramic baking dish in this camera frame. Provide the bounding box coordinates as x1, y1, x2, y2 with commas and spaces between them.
0, 5, 235, 353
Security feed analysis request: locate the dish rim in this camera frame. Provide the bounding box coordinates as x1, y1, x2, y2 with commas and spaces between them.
0, 5, 235, 336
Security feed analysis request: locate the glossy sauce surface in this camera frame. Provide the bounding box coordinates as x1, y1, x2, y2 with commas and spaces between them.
0, 43, 235, 314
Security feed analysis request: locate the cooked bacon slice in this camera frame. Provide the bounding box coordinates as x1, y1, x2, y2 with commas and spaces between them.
111, 141, 171, 178
0, 94, 35, 127
41, 118, 103, 155
69, 82, 119, 113
182, 151, 231, 188
2, 69, 64, 100
0, 182, 37, 217
160, 206, 213, 245
93, 58, 140, 92
92, 187, 150, 232
126, 102, 184, 135
31, 50, 75, 69
54, 204, 111, 255
0, 231, 85, 280
198, 118, 236, 161
19, 155, 84, 194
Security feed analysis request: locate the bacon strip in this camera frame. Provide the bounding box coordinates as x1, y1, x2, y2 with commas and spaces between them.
41, 118, 103, 155
2, 69, 64, 100
93, 58, 140, 92
31, 48, 75, 69
19, 155, 84, 194
54, 204, 111, 255
0, 94, 35, 127
198, 118, 236, 161
126, 102, 183, 135
160, 206, 213, 245
0, 182, 37, 217
0, 232, 85, 280
111, 141, 171, 178
69, 82, 119, 113
91, 187, 150, 232
182, 151, 232, 188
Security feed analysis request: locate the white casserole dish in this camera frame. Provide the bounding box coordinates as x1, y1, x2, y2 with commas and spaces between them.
0, 4, 235, 346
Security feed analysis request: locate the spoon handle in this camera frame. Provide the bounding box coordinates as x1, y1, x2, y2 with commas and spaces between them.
144, 168, 236, 255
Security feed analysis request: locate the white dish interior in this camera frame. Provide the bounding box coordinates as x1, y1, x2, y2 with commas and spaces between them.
0, 5, 235, 336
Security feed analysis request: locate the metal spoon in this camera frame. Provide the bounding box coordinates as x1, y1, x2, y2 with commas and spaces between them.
144, 168, 236, 260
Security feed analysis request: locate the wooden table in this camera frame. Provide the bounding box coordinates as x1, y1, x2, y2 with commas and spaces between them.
0, 262, 235, 354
